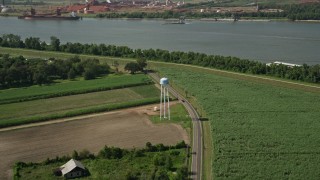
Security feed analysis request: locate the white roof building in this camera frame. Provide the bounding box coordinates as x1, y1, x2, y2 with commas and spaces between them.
59, 159, 88, 179
266, 61, 301, 68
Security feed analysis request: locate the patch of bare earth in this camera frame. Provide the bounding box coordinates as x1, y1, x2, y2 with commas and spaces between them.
0, 104, 189, 179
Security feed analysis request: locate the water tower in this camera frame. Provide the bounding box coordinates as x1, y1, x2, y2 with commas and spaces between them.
160, 77, 170, 120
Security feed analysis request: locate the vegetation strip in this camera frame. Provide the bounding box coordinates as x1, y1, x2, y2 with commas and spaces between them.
0, 97, 159, 128
14, 141, 189, 179
0, 35, 319, 84
96, 3, 320, 21
0, 73, 152, 104
0, 82, 150, 105
2, 47, 319, 92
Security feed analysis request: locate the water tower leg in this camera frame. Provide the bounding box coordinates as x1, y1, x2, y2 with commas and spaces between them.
160, 85, 162, 120
167, 87, 170, 120
163, 87, 166, 118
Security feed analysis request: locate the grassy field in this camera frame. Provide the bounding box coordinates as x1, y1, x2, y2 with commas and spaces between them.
0, 85, 158, 120
0, 74, 150, 104
150, 103, 192, 131
156, 66, 320, 179
0, 85, 159, 128
16, 148, 187, 180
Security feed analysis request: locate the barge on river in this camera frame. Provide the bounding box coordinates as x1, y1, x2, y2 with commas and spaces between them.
18, 8, 81, 20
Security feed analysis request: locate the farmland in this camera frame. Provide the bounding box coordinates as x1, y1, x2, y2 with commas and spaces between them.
0, 84, 159, 128
0, 104, 190, 178
0, 74, 150, 104
3, 47, 320, 178
156, 66, 320, 179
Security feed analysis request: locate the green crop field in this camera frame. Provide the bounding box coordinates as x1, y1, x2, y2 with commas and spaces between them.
0, 85, 158, 120
156, 66, 320, 179
0, 85, 159, 128
0, 74, 150, 104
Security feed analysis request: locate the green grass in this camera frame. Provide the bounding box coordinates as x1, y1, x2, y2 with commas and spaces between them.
150, 103, 192, 132
0, 97, 160, 128
0, 74, 150, 104
17, 149, 187, 179
156, 66, 320, 179
0, 84, 160, 128
0, 85, 159, 121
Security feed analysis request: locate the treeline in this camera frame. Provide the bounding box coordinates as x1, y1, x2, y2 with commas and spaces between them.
96, 11, 183, 19
14, 141, 189, 180
0, 54, 110, 88
283, 3, 320, 20
98, 141, 187, 159
1, 34, 319, 83
95, 3, 320, 20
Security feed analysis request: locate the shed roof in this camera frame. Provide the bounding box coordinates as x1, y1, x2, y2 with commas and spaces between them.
60, 159, 86, 175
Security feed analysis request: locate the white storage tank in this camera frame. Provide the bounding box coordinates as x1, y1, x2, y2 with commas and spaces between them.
160, 77, 169, 85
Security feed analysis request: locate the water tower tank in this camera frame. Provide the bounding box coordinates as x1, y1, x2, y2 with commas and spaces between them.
160, 77, 169, 85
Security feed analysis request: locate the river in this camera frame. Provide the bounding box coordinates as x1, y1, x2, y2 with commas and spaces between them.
0, 17, 320, 65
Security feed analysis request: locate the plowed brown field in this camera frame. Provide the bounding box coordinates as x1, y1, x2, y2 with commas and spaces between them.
0, 104, 189, 179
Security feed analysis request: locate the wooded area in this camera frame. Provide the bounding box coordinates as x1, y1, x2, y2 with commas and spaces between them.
0, 53, 110, 88
0, 34, 319, 85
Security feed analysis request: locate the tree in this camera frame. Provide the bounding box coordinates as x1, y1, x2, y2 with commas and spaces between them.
154, 154, 166, 166
25, 37, 41, 50
165, 156, 173, 170
175, 141, 187, 148
1, 34, 24, 48
125, 169, 139, 180
146, 142, 152, 150
68, 68, 76, 79
83, 68, 96, 80
137, 58, 147, 71
72, 150, 79, 160
50, 36, 60, 51
79, 149, 94, 159
175, 166, 188, 180
124, 62, 140, 74
154, 168, 169, 180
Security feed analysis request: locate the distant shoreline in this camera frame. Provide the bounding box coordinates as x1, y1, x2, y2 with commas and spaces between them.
1, 13, 320, 23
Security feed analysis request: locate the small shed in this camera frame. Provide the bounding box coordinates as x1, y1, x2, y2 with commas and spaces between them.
59, 159, 88, 179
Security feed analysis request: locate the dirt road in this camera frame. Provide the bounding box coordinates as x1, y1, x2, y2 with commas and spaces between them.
0, 105, 189, 179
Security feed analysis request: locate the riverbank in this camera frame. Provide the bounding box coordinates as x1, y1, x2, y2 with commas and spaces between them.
2, 12, 320, 23
1, 17, 319, 65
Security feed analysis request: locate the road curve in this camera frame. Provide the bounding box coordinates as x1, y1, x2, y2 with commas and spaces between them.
149, 73, 203, 180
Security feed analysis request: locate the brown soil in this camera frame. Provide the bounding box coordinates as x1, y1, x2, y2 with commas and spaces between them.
0, 104, 189, 179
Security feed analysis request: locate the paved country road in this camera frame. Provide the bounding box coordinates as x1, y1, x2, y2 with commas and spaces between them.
149, 73, 203, 180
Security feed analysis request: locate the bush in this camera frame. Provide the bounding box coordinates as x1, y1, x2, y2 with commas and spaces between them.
84, 68, 96, 80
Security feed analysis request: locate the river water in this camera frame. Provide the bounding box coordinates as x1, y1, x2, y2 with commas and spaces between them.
0, 17, 319, 64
